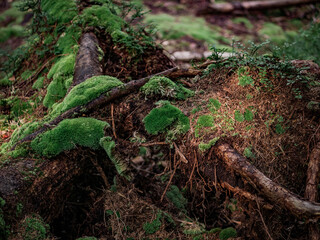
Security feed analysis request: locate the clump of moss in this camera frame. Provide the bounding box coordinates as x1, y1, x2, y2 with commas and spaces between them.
20, 214, 49, 240
232, 17, 253, 30
55, 25, 82, 54
219, 227, 237, 240
0, 77, 12, 87
100, 136, 131, 180
40, 0, 78, 25
49, 75, 123, 118
43, 54, 76, 108
143, 211, 163, 235
32, 77, 45, 89
199, 137, 220, 152
141, 76, 194, 100
143, 102, 190, 138
31, 118, 109, 157
166, 185, 187, 212
0, 25, 25, 43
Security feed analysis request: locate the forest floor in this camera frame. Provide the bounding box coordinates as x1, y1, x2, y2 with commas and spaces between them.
0, 1, 320, 240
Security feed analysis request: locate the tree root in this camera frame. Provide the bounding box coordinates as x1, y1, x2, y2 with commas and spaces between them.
213, 142, 320, 218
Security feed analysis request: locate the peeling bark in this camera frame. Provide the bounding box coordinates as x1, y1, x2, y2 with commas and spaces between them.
213, 142, 320, 218
198, 0, 318, 14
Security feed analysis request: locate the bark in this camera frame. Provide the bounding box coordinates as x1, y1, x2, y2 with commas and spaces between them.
305, 142, 320, 239
11, 67, 178, 150
213, 142, 320, 218
71, 32, 103, 88
199, 0, 319, 14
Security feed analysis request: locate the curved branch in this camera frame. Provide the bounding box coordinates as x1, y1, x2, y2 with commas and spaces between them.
213, 142, 320, 218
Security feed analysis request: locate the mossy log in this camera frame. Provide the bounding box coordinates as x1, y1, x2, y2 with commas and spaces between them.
198, 0, 318, 14
213, 142, 320, 218
71, 32, 103, 88
11, 67, 178, 151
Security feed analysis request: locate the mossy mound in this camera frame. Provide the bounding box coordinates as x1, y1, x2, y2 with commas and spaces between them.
40, 0, 78, 25
43, 54, 76, 108
141, 76, 194, 100
0, 25, 25, 43
31, 118, 109, 157
49, 75, 123, 119
143, 102, 190, 139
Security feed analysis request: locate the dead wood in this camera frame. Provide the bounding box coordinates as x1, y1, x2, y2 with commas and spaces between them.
11, 67, 178, 151
71, 32, 103, 88
305, 142, 320, 239
198, 0, 319, 14
213, 142, 320, 218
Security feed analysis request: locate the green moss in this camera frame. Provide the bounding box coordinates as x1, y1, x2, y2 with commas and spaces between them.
32, 77, 45, 89
259, 22, 289, 44
143, 103, 190, 136
100, 136, 131, 180
0, 197, 6, 239
144, 14, 230, 48
166, 185, 187, 212
21, 214, 49, 240
0, 25, 25, 43
234, 110, 244, 122
41, 0, 78, 25
49, 75, 123, 118
141, 76, 194, 100
219, 227, 237, 240
0, 5, 26, 25
232, 17, 253, 30
56, 26, 81, 54
199, 137, 220, 152
43, 54, 76, 108
143, 212, 162, 235
81, 5, 124, 33
195, 115, 214, 138
0, 77, 12, 87
31, 118, 109, 157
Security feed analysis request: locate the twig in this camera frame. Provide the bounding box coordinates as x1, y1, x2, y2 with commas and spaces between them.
89, 157, 110, 188
161, 154, 178, 202
111, 104, 117, 139
173, 142, 188, 163
256, 200, 274, 240
141, 142, 168, 147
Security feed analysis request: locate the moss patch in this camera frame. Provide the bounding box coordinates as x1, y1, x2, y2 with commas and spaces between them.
43, 54, 76, 108
144, 13, 230, 48
31, 118, 109, 157
19, 214, 49, 240
49, 75, 123, 118
141, 76, 194, 100
55, 25, 82, 54
100, 136, 130, 180
41, 0, 78, 25
219, 227, 237, 240
143, 102, 190, 138
166, 185, 187, 212
232, 17, 254, 30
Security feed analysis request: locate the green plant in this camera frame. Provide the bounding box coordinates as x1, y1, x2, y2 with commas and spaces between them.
234, 110, 244, 122
143, 211, 163, 234
219, 227, 237, 240
21, 214, 49, 240
143, 102, 190, 138
141, 76, 194, 100
31, 118, 109, 157
199, 137, 220, 152
166, 185, 187, 212
237, 67, 254, 87
243, 146, 255, 159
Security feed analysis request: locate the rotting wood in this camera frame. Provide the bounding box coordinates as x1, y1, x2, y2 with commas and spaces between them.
213, 142, 320, 218
199, 0, 319, 14
305, 142, 320, 240
71, 32, 103, 88
11, 67, 178, 151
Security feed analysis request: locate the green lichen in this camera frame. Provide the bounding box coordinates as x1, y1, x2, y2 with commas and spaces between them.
43, 54, 76, 108
49, 75, 123, 118
219, 227, 237, 240
31, 118, 109, 157
41, 0, 78, 25
100, 137, 130, 180
166, 185, 187, 212
143, 103, 190, 137
141, 76, 194, 100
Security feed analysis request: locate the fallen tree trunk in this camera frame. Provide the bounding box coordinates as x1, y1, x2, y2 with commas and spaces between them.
11, 67, 178, 150
213, 142, 320, 218
305, 142, 320, 239
199, 0, 318, 14
71, 32, 103, 88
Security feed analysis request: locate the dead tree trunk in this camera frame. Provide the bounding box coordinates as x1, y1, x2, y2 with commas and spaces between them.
213, 142, 320, 218
305, 142, 320, 239
198, 0, 319, 14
